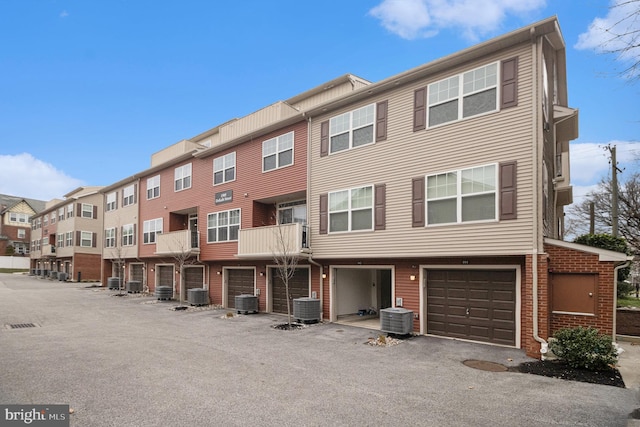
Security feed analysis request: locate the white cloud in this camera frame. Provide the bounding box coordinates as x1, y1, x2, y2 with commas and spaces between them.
60, 10, 69, 18
575, 0, 640, 78
369, 0, 546, 40
0, 153, 84, 201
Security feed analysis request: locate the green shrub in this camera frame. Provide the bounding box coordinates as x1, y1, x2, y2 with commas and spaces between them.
549, 326, 617, 371
618, 280, 635, 299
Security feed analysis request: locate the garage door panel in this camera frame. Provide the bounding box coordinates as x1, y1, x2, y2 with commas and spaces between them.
271, 268, 309, 314
426, 269, 516, 346
227, 269, 255, 308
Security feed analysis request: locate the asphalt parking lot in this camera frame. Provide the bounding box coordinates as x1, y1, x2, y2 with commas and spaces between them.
1, 273, 638, 427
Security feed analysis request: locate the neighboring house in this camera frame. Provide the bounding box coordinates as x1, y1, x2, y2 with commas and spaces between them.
0, 194, 45, 256
303, 16, 631, 358
30, 187, 104, 281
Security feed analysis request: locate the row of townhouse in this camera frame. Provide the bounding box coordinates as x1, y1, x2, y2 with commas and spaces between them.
0, 194, 45, 256
30, 17, 632, 358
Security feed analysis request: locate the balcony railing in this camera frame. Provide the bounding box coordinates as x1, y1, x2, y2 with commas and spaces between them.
155, 229, 200, 256
237, 223, 309, 259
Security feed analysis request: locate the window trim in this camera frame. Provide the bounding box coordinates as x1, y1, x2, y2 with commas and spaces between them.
80, 231, 93, 248
213, 152, 236, 186
143, 218, 163, 244
425, 163, 498, 226
106, 192, 117, 212
105, 227, 116, 248
262, 131, 294, 172
122, 184, 135, 207
174, 163, 192, 192
147, 175, 160, 200
328, 185, 374, 234
329, 104, 376, 155
426, 61, 499, 129
122, 224, 135, 246
81, 203, 93, 218
206, 208, 241, 243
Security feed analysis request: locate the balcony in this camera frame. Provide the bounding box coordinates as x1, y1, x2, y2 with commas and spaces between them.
237, 223, 309, 259
155, 230, 200, 256
42, 245, 56, 257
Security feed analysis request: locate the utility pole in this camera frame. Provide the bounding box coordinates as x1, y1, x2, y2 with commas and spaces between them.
605, 145, 621, 237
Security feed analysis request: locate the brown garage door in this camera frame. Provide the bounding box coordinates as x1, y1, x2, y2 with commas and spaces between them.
426, 269, 516, 346
158, 265, 174, 287
271, 268, 309, 314
227, 269, 255, 308
184, 267, 204, 291
130, 264, 144, 282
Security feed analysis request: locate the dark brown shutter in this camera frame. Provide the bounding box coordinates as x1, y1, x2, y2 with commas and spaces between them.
320, 121, 329, 157
114, 228, 118, 246
115, 191, 119, 209
501, 57, 518, 109
93, 205, 98, 219
133, 184, 138, 204
376, 101, 388, 142
412, 177, 425, 227
76, 203, 81, 217
499, 161, 517, 220
413, 88, 426, 132
92, 232, 97, 248
133, 224, 137, 245
75, 231, 80, 246
374, 184, 386, 230
319, 193, 328, 234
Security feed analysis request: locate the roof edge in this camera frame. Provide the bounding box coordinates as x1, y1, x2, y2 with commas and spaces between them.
544, 238, 633, 262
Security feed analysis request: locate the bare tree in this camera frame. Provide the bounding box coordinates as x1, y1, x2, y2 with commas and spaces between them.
106, 219, 127, 295
567, 171, 640, 253
167, 233, 198, 306
271, 224, 301, 327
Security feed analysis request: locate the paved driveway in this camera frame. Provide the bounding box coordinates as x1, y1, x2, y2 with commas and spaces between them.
1, 274, 638, 427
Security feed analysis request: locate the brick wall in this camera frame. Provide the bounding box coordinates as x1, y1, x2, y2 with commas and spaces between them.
73, 253, 102, 281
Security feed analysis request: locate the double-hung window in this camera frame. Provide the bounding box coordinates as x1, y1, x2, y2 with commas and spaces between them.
174, 163, 192, 191
67, 203, 74, 218
82, 203, 93, 218
105, 228, 116, 248
426, 164, 497, 225
106, 192, 117, 211
58, 208, 64, 222
207, 209, 240, 242
328, 186, 373, 232
213, 153, 236, 185
122, 224, 134, 246
17, 229, 25, 239
66, 231, 73, 247
330, 104, 375, 154
147, 175, 160, 199
428, 62, 498, 127
143, 218, 163, 244
263, 132, 293, 172
123, 185, 135, 207
43, 215, 48, 226
80, 231, 93, 247
57, 233, 64, 248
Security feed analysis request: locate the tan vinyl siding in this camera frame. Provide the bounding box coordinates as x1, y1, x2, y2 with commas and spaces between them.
103, 181, 139, 260
151, 140, 204, 167
309, 43, 535, 258
218, 102, 299, 143
292, 80, 365, 112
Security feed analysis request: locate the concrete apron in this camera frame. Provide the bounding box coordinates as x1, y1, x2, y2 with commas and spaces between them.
617, 336, 640, 390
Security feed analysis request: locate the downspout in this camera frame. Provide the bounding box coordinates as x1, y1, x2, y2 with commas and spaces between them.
613, 261, 631, 342
531, 28, 548, 355
304, 114, 324, 317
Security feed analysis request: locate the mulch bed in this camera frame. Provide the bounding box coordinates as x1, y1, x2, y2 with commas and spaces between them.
516, 360, 625, 388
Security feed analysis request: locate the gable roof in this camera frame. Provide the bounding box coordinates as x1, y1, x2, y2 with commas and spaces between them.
0, 194, 46, 215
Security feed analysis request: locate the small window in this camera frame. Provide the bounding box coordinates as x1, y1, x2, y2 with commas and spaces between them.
174, 163, 192, 192
17, 229, 26, 239
147, 175, 160, 200
82, 204, 93, 218
43, 215, 48, 226
105, 228, 116, 248
143, 218, 163, 244
329, 186, 373, 233
263, 132, 294, 172
106, 192, 117, 211
57, 234, 64, 248
213, 153, 236, 185
58, 208, 64, 222
67, 204, 74, 218
123, 185, 135, 207
66, 231, 73, 247
329, 104, 375, 154
207, 209, 240, 242
122, 224, 134, 246
80, 231, 93, 247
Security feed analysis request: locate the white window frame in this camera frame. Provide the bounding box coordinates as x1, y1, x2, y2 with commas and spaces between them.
329, 104, 376, 154
66, 231, 73, 247
57, 233, 64, 248
105, 227, 116, 248
174, 163, 192, 192
328, 185, 374, 233
213, 152, 236, 185
81, 203, 93, 218
426, 164, 498, 226
278, 200, 307, 225
122, 224, 134, 246
262, 131, 294, 172
67, 203, 74, 218
43, 215, 48, 226
207, 209, 240, 243
427, 62, 499, 128
106, 192, 117, 211
80, 231, 93, 247
143, 218, 163, 244
147, 175, 160, 200
58, 208, 64, 222
9, 212, 29, 223
17, 228, 26, 239
123, 184, 135, 207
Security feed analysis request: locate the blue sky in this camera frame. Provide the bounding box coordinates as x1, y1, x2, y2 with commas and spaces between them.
0, 0, 638, 204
